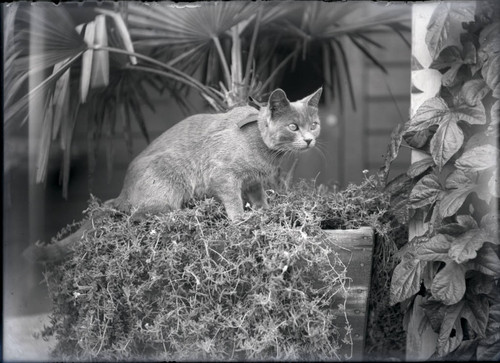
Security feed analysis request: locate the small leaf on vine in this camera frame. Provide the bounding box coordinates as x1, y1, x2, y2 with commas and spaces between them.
453, 101, 487, 125
482, 53, 500, 98
430, 116, 464, 170
409, 174, 443, 209
431, 261, 466, 305
390, 258, 427, 305
460, 79, 490, 107
444, 169, 474, 189
448, 228, 488, 264
436, 299, 465, 355
421, 297, 446, 333
407, 97, 449, 133
462, 293, 489, 338
442, 63, 464, 87
429, 46, 463, 70
416, 233, 453, 261
438, 186, 475, 217
403, 129, 432, 149
407, 157, 435, 179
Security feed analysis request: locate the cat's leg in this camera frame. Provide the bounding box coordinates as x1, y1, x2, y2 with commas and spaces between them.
130, 204, 174, 223
213, 177, 244, 221
245, 181, 269, 210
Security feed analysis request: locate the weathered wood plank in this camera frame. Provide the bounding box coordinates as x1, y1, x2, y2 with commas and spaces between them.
324, 227, 374, 361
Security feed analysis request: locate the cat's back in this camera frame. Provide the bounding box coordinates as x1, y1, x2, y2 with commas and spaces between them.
141, 105, 259, 157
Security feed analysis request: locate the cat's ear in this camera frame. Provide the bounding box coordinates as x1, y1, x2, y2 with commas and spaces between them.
302, 87, 323, 108
268, 89, 290, 116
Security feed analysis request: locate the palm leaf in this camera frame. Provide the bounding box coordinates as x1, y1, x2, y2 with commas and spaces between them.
4, 52, 84, 129
348, 34, 388, 74
52, 62, 71, 141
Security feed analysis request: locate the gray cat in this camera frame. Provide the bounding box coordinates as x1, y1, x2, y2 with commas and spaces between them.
24, 87, 323, 262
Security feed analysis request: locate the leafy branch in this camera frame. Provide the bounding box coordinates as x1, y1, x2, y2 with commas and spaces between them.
387, 1, 500, 360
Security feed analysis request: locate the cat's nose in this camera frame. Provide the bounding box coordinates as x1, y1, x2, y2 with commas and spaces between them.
305, 138, 313, 146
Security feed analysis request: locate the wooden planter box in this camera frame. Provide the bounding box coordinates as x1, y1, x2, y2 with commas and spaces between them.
4, 227, 375, 361
323, 227, 374, 361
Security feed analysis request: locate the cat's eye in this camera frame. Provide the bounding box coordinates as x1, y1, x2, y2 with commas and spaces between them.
310, 122, 319, 130
288, 123, 299, 131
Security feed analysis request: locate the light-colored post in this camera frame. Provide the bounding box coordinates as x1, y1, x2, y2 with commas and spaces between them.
406, 3, 442, 360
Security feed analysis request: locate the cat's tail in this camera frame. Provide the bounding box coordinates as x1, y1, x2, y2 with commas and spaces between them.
22, 198, 126, 264
22, 219, 92, 263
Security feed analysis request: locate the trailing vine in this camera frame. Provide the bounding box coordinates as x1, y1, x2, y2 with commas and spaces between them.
388, 1, 499, 360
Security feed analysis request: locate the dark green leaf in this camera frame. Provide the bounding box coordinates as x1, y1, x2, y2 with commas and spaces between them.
429, 46, 463, 70
409, 174, 442, 209
436, 300, 465, 355
436, 223, 468, 236
423, 261, 440, 290
445, 169, 474, 189
467, 272, 495, 295
404, 129, 432, 149
407, 97, 449, 133
390, 258, 427, 305
416, 234, 453, 261
421, 297, 446, 333
407, 157, 435, 179
456, 145, 498, 172
478, 21, 500, 55
486, 302, 500, 336
442, 63, 464, 87
477, 333, 500, 361
430, 116, 464, 170
460, 79, 490, 107
462, 293, 489, 338
443, 339, 478, 361
482, 53, 500, 98
448, 229, 488, 264
439, 187, 475, 218
456, 215, 478, 230
431, 261, 466, 305
466, 244, 500, 277
453, 101, 487, 125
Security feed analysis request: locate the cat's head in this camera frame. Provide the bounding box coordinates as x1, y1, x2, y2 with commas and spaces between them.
259, 87, 323, 152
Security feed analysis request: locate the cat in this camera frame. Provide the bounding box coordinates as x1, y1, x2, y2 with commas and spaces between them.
23, 87, 323, 262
